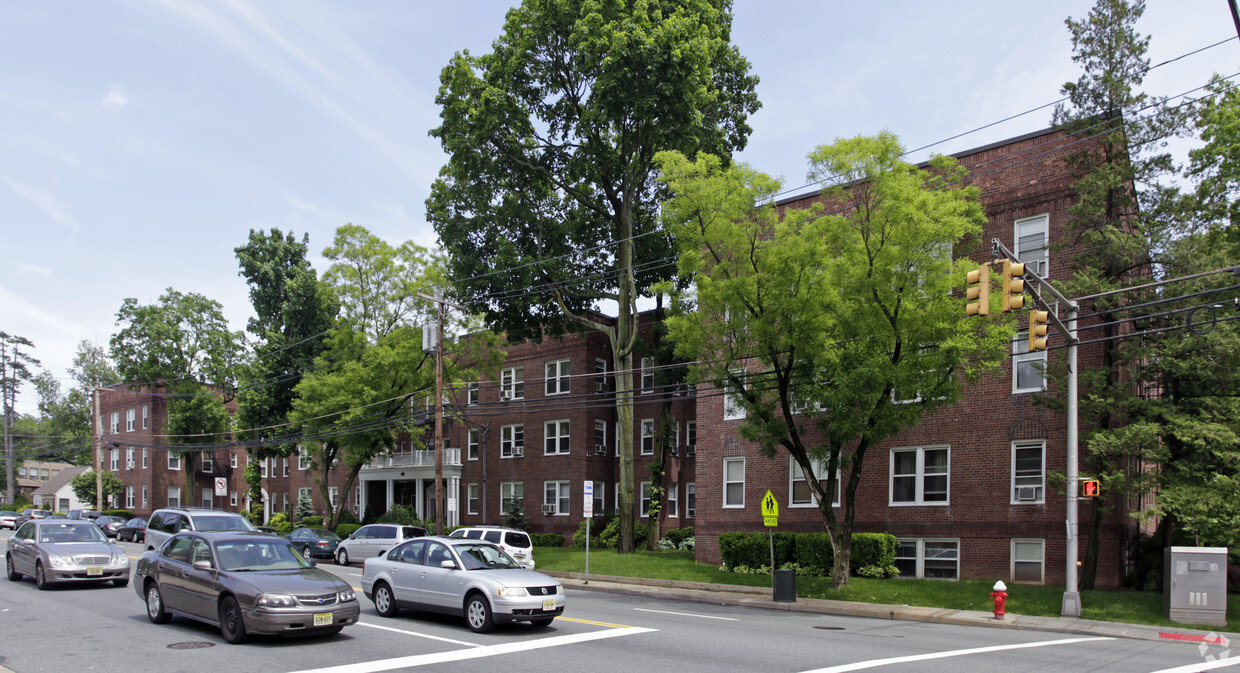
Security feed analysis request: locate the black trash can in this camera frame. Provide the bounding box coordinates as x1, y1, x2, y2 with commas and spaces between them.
773, 568, 797, 602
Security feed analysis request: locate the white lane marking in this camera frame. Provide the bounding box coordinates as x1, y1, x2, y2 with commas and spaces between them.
357, 620, 482, 647
286, 626, 656, 673
634, 608, 738, 621
1149, 659, 1240, 673
800, 636, 1113, 673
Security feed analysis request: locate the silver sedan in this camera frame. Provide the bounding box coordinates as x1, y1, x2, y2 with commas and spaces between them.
361, 536, 565, 633
5, 520, 131, 589
133, 531, 360, 644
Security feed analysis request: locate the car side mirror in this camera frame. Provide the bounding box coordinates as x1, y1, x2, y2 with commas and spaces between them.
193, 560, 213, 571
307, 557, 317, 567
440, 560, 457, 570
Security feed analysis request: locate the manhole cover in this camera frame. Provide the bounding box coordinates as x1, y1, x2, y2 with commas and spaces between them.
813, 626, 845, 631
167, 642, 216, 650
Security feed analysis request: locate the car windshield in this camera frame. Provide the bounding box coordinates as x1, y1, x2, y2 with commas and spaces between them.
38, 523, 107, 543
194, 515, 255, 532
453, 543, 522, 570
215, 540, 312, 571
311, 529, 340, 540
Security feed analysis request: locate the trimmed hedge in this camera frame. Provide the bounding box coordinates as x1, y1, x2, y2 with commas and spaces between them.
719, 531, 897, 576
531, 533, 565, 547
335, 523, 361, 538
103, 509, 133, 520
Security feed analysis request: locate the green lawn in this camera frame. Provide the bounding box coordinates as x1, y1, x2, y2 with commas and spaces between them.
535, 547, 1240, 632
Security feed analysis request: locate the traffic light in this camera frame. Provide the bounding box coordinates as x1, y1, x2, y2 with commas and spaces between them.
1028, 309, 1049, 352
1001, 260, 1025, 312
1081, 479, 1100, 498
965, 262, 990, 316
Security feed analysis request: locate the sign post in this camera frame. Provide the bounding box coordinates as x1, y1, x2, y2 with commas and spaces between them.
214, 477, 228, 498
583, 481, 594, 585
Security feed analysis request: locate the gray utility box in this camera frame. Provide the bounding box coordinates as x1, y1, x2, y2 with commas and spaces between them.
1164, 547, 1228, 627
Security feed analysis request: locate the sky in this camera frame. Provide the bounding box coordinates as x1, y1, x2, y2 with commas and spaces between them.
1, 1, 1234, 415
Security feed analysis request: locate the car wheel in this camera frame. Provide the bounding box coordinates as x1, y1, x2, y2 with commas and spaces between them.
113, 576, 130, 588
5, 554, 21, 581
146, 583, 171, 624
373, 582, 398, 618
530, 617, 554, 628
336, 548, 349, 566
34, 562, 51, 590
219, 595, 247, 644
464, 593, 494, 633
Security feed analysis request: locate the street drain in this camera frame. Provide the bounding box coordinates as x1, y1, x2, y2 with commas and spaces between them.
813, 626, 845, 631
167, 642, 215, 650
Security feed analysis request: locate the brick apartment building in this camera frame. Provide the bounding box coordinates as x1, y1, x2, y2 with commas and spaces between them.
93, 127, 1130, 587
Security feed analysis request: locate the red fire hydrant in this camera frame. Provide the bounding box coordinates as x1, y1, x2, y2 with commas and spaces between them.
990, 580, 1008, 620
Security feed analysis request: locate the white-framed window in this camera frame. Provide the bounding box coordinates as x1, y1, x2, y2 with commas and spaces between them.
1012, 539, 1045, 583
468, 428, 480, 460
168, 451, 181, 471
545, 359, 570, 395
1013, 330, 1047, 393
298, 487, 312, 504
142, 448, 148, 469
125, 447, 134, 470
500, 366, 524, 400
724, 370, 746, 420
640, 419, 655, 455
687, 421, 697, 455
591, 480, 605, 515
687, 483, 696, 518
669, 422, 680, 454
126, 408, 135, 432
467, 382, 479, 406
667, 482, 679, 518
202, 452, 214, 474
109, 448, 118, 471
593, 420, 607, 454
640, 481, 652, 517
544, 481, 570, 515
230, 452, 238, 469
329, 487, 339, 509
167, 486, 181, 508
501, 482, 523, 513
201, 488, 212, 508
142, 405, 148, 429
1015, 214, 1049, 278
544, 420, 570, 455
109, 412, 119, 434
895, 538, 960, 580
125, 486, 134, 508
260, 458, 269, 478
890, 446, 949, 505
594, 358, 609, 392
230, 490, 238, 507
723, 457, 745, 508
640, 357, 655, 393
1012, 440, 1045, 504
501, 424, 524, 458
789, 457, 841, 507
467, 483, 479, 515
141, 485, 148, 508
298, 445, 310, 470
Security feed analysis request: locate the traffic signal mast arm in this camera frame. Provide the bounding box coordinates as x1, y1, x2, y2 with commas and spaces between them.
990, 239, 1078, 346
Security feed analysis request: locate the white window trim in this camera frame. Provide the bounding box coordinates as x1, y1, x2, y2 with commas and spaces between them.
126, 408, 135, 432
543, 480, 570, 516
467, 382, 479, 406
667, 482, 679, 518
467, 483, 479, 515
501, 366, 524, 400
142, 405, 148, 429
1012, 538, 1045, 584
889, 445, 950, 506
1011, 440, 1046, 505
544, 420, 570, 455
230, 490, 238, 507
896, 538, 961, 580
167, 486, 181, 508
640, 357, 655, 393
686, 482, 696, 518
168, 452, 181, 471
501, 424, 524, 458
723, 457, 745, 508
1013, 330, 1048, 394
545, 359, 570, 396
640, 419, 655, 456
500, 482, 523, 512
1014, 213, 1049, 278
723, 370, 746, 420
468, 428, 480, 461
788, 456, 841, 508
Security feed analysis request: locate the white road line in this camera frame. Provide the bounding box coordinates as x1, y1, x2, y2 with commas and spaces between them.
357, 620, 482, 647
286, 626, 656, 673
1148, 659, 1240, 673
634, 608, 738, 621
800, 636, 1114, 673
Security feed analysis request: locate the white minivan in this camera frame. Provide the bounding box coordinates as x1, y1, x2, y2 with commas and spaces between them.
448, 526, 535, 569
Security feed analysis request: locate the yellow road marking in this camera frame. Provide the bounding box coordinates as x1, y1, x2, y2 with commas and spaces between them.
553, 616, 632, 628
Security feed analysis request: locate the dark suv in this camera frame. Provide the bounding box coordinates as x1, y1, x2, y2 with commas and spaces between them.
144, 507, 255, 550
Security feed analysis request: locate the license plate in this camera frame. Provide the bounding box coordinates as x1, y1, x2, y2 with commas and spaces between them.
314, 613, 333, 627
542, 599, 556, 611
87, 567, 102, 576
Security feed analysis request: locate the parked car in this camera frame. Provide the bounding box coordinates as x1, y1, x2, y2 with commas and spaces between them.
116, 518, 147, 543
14, 509, 50, 529
254, 526, 281, 536
144, 507, 256, 551
5, 519, 131, 589
335, 524, 426, 566
94, 516, 127, 538
361, 535, 564, 633
66, 509, 101, 521
0, 511, 18, 530
448, 526, 536, 569
133, 531, 360, 643
287, 527, 341, 560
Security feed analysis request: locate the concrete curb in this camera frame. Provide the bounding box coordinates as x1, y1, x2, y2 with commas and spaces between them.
544, 571, 1239, 644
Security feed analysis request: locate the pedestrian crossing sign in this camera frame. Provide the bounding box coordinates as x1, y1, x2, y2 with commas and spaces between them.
762, 490, 778, 527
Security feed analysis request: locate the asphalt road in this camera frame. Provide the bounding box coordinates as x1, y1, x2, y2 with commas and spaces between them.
1, 532, 1236, 673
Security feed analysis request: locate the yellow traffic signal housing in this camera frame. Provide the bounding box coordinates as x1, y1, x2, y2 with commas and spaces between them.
1001, 260, 1026, 312
1028, 309, 1049, 352
965, 262, 990, 316
1081, 479, 1100, 498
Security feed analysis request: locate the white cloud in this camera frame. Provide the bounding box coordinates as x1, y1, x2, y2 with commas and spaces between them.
17, 263, 52, 276
101, 84, 129, 108
1, 177, 80, 232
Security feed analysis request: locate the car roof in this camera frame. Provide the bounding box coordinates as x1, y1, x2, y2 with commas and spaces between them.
175, 530, 287, 542
30, 519, 95, 526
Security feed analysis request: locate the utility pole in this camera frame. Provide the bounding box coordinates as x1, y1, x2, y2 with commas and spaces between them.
2, 339, 12, 505
418, 292, 468, 535
93, 388, 103, 511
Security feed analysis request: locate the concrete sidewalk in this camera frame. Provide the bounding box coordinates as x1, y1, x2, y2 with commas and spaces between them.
545, 571, 1237, 645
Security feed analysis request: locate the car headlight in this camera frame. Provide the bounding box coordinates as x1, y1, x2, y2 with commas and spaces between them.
497, 587, 528, 597
110, 553, 129, 566
338, 589, 355, 602
255, 593, 297, 608
48, 554, 73, 569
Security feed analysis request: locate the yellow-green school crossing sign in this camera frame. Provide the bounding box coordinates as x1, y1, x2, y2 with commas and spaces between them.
762, 490, 778, 527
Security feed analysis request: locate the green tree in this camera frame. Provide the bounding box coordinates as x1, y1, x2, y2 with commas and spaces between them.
427, 0, 760, 553
2, 332, 40, 504
71, 469, 125, 508
657, 135, 1011, 588
32, 342, 122, 466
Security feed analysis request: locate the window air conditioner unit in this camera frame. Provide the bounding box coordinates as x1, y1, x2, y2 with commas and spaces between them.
687, 508, 695, 518
1016, 486, 1040, 502
595, 380, 607, 393
594, 444, 607, 456
499, 389, 512, 400
685, 445, 696, 457
511, 447, 523, 457
541, 504, 555, 515
668, 446, 678, 457
125, 461, 133, 469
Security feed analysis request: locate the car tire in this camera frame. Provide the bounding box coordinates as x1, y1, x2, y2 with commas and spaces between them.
219, 595, 247, 644
34, 562, 51, 590
336, 548, 349, 566
464, 593, 494, 633
113, 576, 130, 588
5, 554, 21, 581
530, 617, 554, 628
146, 583, 171, 624
373, 582, 398, 618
